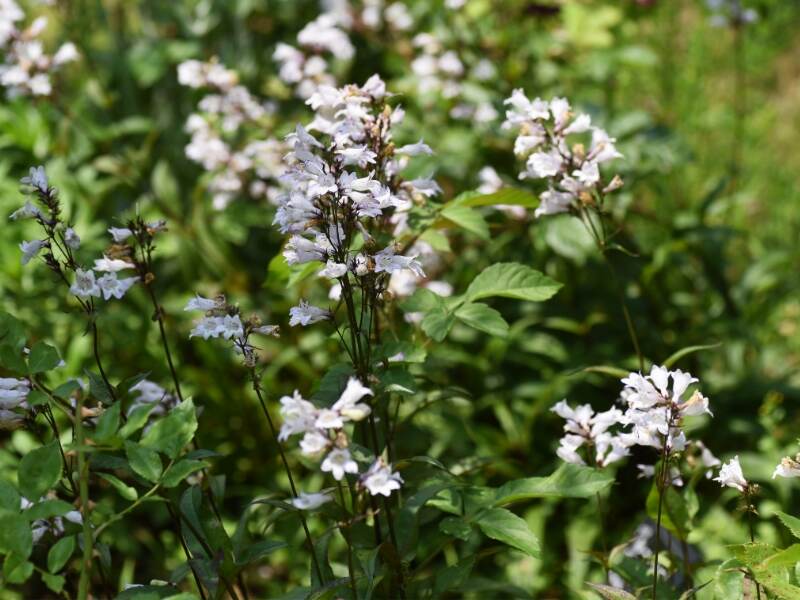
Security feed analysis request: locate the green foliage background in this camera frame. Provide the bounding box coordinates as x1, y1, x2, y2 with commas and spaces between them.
1, 0, 800, 597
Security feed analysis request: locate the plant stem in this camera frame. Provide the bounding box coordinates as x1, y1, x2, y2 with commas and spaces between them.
167, 503, 209, 600
652, 438, 670, 599
76, 393, 93, 600
91, 321, 117, 402
338, 482, 358, 599
145, 284, 184, 401
249, 369, 324, 584
746, 495, 763, 600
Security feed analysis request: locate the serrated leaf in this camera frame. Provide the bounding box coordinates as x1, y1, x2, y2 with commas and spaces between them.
494, 463, 615, 506
119, 404, 156, 439
18, 441, 62, 500
464, 263, 561, 303
439, 516, 472, 541
474, 507, 540, 557
455, 302, 509, 337
125, 441, 163, 483
776, 512, 800, 540
93, 402, 121, 443
421, 305, 456, 342
0, 513, 33, 558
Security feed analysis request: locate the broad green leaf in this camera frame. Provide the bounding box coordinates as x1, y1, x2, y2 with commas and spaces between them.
161, 459, 207, 488
0, 344, 27, 374
761, 544, 800, 570
464, 263, 561, 303
25, 499, 74, 521
434, 555, 475, 596
455, 302, 509, 337
125, 441, 163, 483
18, 441, 62, 500
93, 402, 121, 444
379, 367, 416, 395
25, 389, 48, 406
140, 399, 197, 459
453, 187, 538, 209
579, 365, 631, 379
27, 341, 61, 374
119, 404, 156, 439
98, 473, 138, 501
3, 555, 33, 583
86, 370, 113, 405
646, 484, 692, 541
776, 511, 800, 540
0, 312, 26, 350
494, 463, 615, 506
42, 572, 66, 593
0, 480, 20, 511
0, 513, 33, 558
421, 305, 456, 342
440, 204, 490, 240
474, 507, 540, 557
713, 558, 744, 599
439, 516, 472, 541
47, 535, 75, 573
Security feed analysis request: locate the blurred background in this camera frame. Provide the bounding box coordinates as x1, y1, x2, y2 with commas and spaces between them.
1, 0, 800, 597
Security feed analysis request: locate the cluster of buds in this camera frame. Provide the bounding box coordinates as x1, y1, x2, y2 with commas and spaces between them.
184, 294, 279, 367
550, 400, 630, 468
773, 453, 800, 480
0, 4, 78, 97
279, 377, 403, 497
503, 91, 623, 218
178, 59, 285, 209
706, 0, 758, 27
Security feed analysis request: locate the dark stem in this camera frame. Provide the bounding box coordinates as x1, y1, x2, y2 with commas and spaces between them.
746, 496, 763, 600
91, 322, 117, 402
652, 439, 670, 599
145, 284, 184, 401
249, 369, 324, 584
338, 482, 358, 599
166, 503, 209, 600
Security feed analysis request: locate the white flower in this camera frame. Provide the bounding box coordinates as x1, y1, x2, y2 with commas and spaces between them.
319, 260, 348, 279
300, 430, 330, 455
714, 456, 748, 492
289, 301, 329, 327
93, 256, 135, 272
64, 227, 81, 249
321, 448, 359, 480
535, 189, 573, 218
332, 377, 372, 422
396, 140, 433, 156
315, 409, 344, 430
361, 459, 403, 496
772, 456, 800, 479
108, 227, 133, 242
20, 166, 48, 193
373, 247, 425, 278
9, 200, 42, 220
218, 314, 244, 339
184, 294, 220, 312
254, 324, 280, 337
70, 269, 101, 298
526, 150, 563, 178
278, 391, 317, 440
291, 491, 332, 510
19, 240, 45, 265
97, 273, 139, 300
189, 316, 224, 339
0, 378, 30, 409
53, 42, 79, 65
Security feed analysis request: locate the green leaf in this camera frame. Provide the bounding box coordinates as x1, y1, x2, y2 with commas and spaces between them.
125, 441, 163, 483
3, 555, 33, 583
434, 555, 475, 596
42, 572, 66, 593
713, 558, 744, 599
0, 312, 26, 350
26, 389, 48, 406
161, 459, 207, 488
761, 544, 800, 570
421, 304, 456, 342
455, 303, 509, 337
646, 484, 692, 541
47, 535, 75, 573
494, 463, 615, 506
140, 399, 197, 459
579, 365, 631, 379
93, 402, 121, 443
586, 582, 637, 599
776, 512, 800, 540
18, 441, 62, 500
464, 263, 561, 304
25, 499, 74, 521
27, 341, 61, 374
439, 516, 472, 541
0, 513, 33, 558
452, 188, 538, 208
235, 540, 288, 566
379, 367, 416, 395
474, 507, 540, 557
662, 343, 722, 368
0, 344, 27, 374
119, 404, 156, 439
86, 370, 113, 405
0, 480, 20, 511
440, 204, 490, 240
98, 473, 138, 501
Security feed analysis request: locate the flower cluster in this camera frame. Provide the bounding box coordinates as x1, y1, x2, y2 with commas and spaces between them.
773, 452, 800, 480
128, 379, 178, 418
184, 293, 278, 367
707, 0, 758, 27
714, 456, 749, 492
0, 376, 30, 429
11, 166, 141, 304
178, 59, 284, 209
21, 496, 82, 543
503, 91, 623, 217
275, 75, 440, 325
0, 3, 78, 97
279, 377, 402, 497
550, 399, 630, 468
